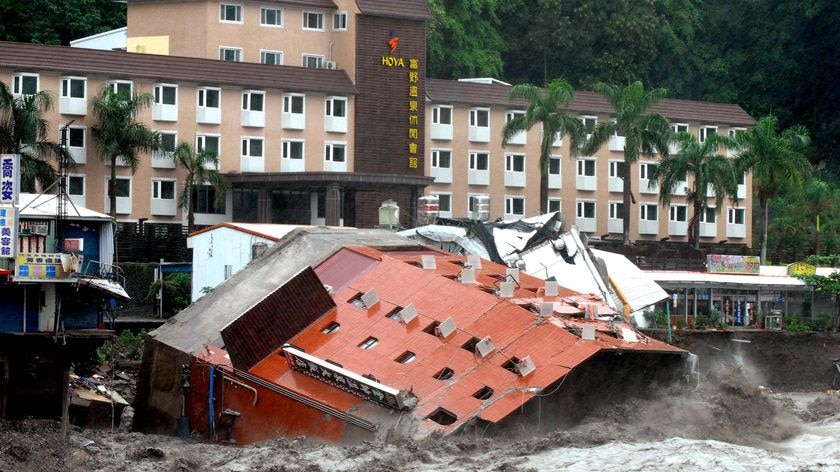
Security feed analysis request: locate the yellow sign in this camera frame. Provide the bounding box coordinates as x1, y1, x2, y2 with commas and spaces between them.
787, 262, 816, 277
15, 253, 75, 279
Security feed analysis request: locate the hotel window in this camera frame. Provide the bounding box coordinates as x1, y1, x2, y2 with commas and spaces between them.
108, 80, 133, 98
333, 11, 347, 30
260, 7, 282, 26
505, 196, 525, 216
672, 123, 689, 133
241, 137, 263, 158
728, 207, 745, 224
505, 154, 525, 172
324, 143, 346, 162
469, 108, 489, 128
220, 3, 242, 22
640, 162, 658, 180
577, 159, 596, 177
302, 54, 324, 68
12, 73, 38, 96
66, 127, 85, 149
242, 91, 265, 112
283, 94, 304, 114
431, 150, 451, 169
152, 180, 176, 201
61, 76, 85, 99
114, 177, 131, 198
197, 88, 220, 109
548, 198, 562, 213
699, 126, 718, 143
66, 176, 85, 196
193, 185, 225, 214
302, 11, 324, 30
434, 193, 452, 214
220, 47, 243, 62
196, 135, 220, 154
577, 200, 595, 219
701, 206, 717, 223
609, 202, 624, 219
580, 115, 597, 136
154, 84, 177, 106
640, 204, 658, 221
548, 156, 561, 176
609, 161, 625, 179
433, 106, 452, 125
282, 140, 304, 160
469, 151, 488, 170
159, 132, 177, 155
325, 97, 347, 118
260, 50, 283, 65
729, 127, 747, 138
670, 205, 687, 222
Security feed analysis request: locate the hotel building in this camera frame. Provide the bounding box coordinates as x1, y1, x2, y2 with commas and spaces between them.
0, 0, 755, 244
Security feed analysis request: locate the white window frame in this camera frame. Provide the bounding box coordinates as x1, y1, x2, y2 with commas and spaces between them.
220, 3, 243, 23
547, 198, 562, 214
701, 206, 717, 223
152, 179, 176, 201
672, 123, 689, 133
469, 151, 489, 170
241, 90, 265, 112
12, 73, 39, 96
302, 11, 324, 31
669, 205, 688, 222
154, 131, 178, 166
576, 200, 596, 219
728, 207, 745, 225
219, 46, 243, 62
609, 201, 623, 219
282, 93, 306, 130
282, 139, 304, 160
699, 125, 718, 143
66, 175, 85, 197
580, 115, 597, 137
432, 105, 453, 125
196, 134, 220, 154
241, 137, 264, 158
577, 158, 596, 177
333, 11, 347, 31
640, 204, 658, 221
504, 196, 525, 218
505, 153, 525, 173
60, 76, 86, 99
325, 96, 347, 118
433, 192, 452, 218
260, 50, 283, 65
431, 149, 452, 169
197, 87, 221, 110
469, 108, 490, 128
153, 83, 178, 106
302, 54, 325, 68
107, 80, 133, 97
260, 6, 282, 27
324, 142, 346, 163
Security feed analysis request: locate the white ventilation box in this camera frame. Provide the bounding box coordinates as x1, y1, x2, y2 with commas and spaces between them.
516, 356, 536, 377
437, 317, 456, 338
544, 280, 559, 297
581, 325, 596, 340
539, 302, 554, 318
360, 289, 379, 308
399, 303, 417, 324
421, 255, 436, 269
498, 281, 514, 298
467, 254, 482, 269
505, 267, 520, 283
460, 268, 475, 284
475, 336, 495, 357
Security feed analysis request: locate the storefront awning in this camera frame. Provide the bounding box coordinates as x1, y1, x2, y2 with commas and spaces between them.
77, 277, 131, 300
645, 270, 811, 292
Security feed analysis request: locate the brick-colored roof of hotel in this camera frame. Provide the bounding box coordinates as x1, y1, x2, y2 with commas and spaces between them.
426, 78, 756, 127
356, 0, 432, 19
0, 41, 357, 95
126, 0, 338, 7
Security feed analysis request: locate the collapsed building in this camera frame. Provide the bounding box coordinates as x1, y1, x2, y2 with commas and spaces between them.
135, 226, 685, 443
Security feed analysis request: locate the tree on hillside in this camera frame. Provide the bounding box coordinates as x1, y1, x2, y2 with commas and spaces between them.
732, 115, 811, 264
171, 142, 228, 233
426, 0, 506, 79
651, 132, 738, 249
91, 86, 159, 220
0, 0, 126, 45
501, 79, 584, 214
582, 81, 671, 245
0, 80, 63, 192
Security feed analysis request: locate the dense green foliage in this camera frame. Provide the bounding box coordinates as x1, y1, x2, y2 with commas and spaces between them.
0, 0, 126, 45
147, 272, 192, 318
97, 329, 148, 365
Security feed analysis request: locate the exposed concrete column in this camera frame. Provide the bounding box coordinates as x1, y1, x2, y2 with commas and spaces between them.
257, 189, 271, 223
325, 183, 341, 227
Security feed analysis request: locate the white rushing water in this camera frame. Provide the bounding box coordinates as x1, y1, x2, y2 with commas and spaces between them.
522, 417, 840, 472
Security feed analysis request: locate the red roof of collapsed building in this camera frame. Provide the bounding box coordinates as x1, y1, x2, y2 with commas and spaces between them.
200, 246, 682, 438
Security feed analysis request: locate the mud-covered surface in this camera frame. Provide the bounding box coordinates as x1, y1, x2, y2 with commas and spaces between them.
4, 377, 840, 471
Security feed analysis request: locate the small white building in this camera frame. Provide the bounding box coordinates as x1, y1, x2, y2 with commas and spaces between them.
187, 223, 302, 301
69, 27, 127, 51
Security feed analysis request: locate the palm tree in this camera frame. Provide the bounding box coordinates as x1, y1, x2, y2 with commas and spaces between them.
501, 79, 584, 214
582, 81, 671, 245
91, 86, 160, 220
651, 132, 738, 248
171, 141, 228, 233
731, 115, 811, 264
0, 80, 63, 192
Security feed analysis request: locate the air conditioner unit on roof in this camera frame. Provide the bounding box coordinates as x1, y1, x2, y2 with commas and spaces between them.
325, 60, 336, 69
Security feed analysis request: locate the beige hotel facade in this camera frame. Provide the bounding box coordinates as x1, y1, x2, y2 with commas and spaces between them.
0, 0, 755, 245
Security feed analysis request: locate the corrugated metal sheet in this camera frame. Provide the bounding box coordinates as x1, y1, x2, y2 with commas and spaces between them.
220, 267, 336, 370
593, 249, 669, 312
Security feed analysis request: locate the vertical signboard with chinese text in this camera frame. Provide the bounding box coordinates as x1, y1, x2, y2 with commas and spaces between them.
0, 154, 20, 205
